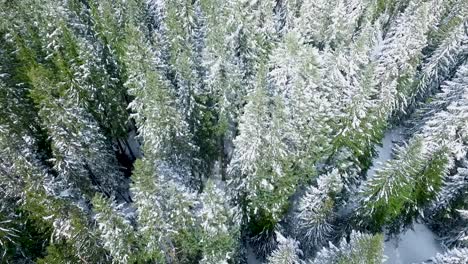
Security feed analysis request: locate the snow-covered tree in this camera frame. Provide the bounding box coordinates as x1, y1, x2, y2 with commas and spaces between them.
423, 247, 468, 264
130, 158, 168, 262
358, 137, 449, 230
28, 63, 126, 201
198, 180, 240, 264
420, 64, 468, 214
93, 194, 138, 263
326, 20, 383, 169
130, 156, 204, 263
229, 65, 295, 230
359, 63, 468, 231
2, 0, 468, 262
434, 165, 468, 212
267, 232, 303, 264
295, 170, 343, 249
409, 20, 468, 105
296, 0, 367, 49
373, 0, 431, 114
268, 30, 332, 175
6, 0, 128, 202
124, 22, 192, 170
309, 231, 384, 264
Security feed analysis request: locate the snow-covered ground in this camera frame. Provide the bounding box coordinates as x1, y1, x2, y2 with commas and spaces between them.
384, 223, 443, 264
366, 127, 404, 179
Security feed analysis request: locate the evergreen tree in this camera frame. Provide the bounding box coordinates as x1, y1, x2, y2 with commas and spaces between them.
269, 30, 333, 175
358, 137, 448, 231
123, 21, 192, 174
310, 231, 384, 264
130, 158, 169, 262
93, 194, 138, 263
295, 170, 343, 249
130, 157, 203, 263
423, 247, 468, 264
229, 65, 294, 233
198, 180, 240, 263
409, 20, 468, 105
266, 232, 302, 264
1, 0, 468, 262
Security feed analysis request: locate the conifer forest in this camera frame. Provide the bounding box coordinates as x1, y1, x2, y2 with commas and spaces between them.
1, 0, 468, 263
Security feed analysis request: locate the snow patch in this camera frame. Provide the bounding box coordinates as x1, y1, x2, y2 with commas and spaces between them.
367, 127, 404, 179
384, 223, 443, 264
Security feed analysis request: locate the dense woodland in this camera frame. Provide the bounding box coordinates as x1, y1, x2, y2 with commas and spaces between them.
0, 0, 467, 263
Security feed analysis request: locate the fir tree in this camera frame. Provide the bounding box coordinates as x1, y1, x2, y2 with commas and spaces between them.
93, 194, 138, 263
198, 180, 240, 264
229, 65, 295, 231
310, 231, 384, 264
358, 137, 448, 231
295, 170, 343, 249
423, 247, 468, 264
266, 232, 303, 264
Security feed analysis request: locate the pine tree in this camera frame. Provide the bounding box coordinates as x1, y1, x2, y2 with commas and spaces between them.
423, 247, 468, 264
266, 232, 302, 264
6, 0, 128, 202
130, 158, 169, 262
0, 124, 51, 262
124, 21, 191, 172
446, 209, 468, 248
430, 160, 468, 216
358, 137, 448, 231
374, 0, 434, 114
28, 63, 126, 201
296, 0, 367, 49
93, 194, 138, 263
295, 170, 343, 249
268, 30, 332, 175
198, 0, 249, 179
421, 64, 468, 215
409, 20, 468, 105
130, 157, 203, 263
326, 19, 384, 171
66, 0, 132, 142
310, 231, 384, 264
229, 65, 295, 233
231, 0, 277, 89
198, 180, 240, 263
295, 0, 334, 47
2, 0, 468, 262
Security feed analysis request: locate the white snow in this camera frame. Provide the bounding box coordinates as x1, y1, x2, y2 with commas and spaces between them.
367, 127, 404, 179
384, 223, 443, 264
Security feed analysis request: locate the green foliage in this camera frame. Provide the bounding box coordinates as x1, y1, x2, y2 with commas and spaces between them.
0, 210, 50, 262
311, 231, 384, 264
37, 242, 82, 264
198, 181, 240, 263
336, 233, 383, 264
93, 194, 138, 264
23, 188, 109, 263
359, 138, 449, 230
0, 0, 467, 262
